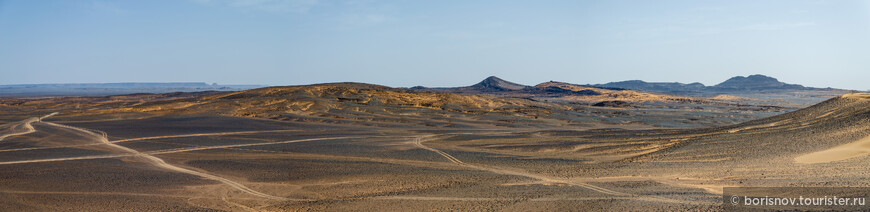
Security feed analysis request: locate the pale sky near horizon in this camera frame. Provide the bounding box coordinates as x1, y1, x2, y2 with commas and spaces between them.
1, 0, 869, 90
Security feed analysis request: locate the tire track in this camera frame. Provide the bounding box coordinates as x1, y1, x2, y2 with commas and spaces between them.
413, 136, 465, 165
0, 154, 135, 165
41, 121, 293, 201
0, 129, 303, 153
110, 129, 302, 143
372, 196, 640, 201
0, 136, 366, 165
412, 136, 695, 204
0, 113, 57, 142
0, 119, 36, 142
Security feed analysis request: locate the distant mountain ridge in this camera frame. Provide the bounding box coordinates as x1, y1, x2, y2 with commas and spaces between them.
594, 80, 706, 93
0, 82, 266, 97
411, 76, 605, 96
0, 82, 264, 88
713, 75, 805, 90
595, 74, 826, 95
412, 76, 711, 103
411, 76, 531, 93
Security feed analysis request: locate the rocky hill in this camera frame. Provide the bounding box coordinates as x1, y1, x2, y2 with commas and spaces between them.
40, 83, 598, 128
469, 76, 529, 91
414, 76, 713, 103
534, 81, 710, 103
713, 74, 805, 90
596, 80, 705, 93
636, 92, 870, 162
595, 74, 826, 94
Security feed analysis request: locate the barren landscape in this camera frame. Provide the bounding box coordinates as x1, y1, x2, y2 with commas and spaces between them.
5, 1, 870, 210
0, 76, 866, 211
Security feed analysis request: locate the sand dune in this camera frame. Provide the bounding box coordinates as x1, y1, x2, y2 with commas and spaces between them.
842, 92, 870, 99
795, 134, 870, 164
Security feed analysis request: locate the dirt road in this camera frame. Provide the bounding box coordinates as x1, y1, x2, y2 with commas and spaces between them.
412, 136, 695, 204
41, 121, 293, 201
0, 113, 56, 142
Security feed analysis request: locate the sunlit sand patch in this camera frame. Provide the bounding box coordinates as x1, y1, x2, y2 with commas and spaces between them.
648, 157, 732, 163
817, 110, 836, 119
795, 134, 870, 164
728, 120, 787, 133
658, 180, 728, 195
573, 176, 728, 195
377, 139, 420, 151
841, 92, 870, 99
709, 94, 756, 101
501, 180, 568, 186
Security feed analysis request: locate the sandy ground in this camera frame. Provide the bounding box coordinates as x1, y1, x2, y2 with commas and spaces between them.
795, 134, 870, 164
0, 91, 868, 211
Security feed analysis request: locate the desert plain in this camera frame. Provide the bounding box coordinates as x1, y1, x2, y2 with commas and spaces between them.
1, 77, 869, 211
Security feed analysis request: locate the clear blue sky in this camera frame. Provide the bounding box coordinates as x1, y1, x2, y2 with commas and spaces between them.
1, 0, 869, 90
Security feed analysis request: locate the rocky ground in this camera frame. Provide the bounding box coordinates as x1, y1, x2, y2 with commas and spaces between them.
0, 83, 866, 211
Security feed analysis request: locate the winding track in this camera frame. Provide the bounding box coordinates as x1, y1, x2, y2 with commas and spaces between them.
0, 114, 297, 200
413, 136, 695, 204
0, 114, 695, 204
0, 129, 303, 153
0, 113, 56, 142
40, 121, 293, 201
0, 135, 370, 165
413, 136, 628, 196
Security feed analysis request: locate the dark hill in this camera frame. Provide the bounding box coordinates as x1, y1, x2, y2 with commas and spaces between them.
595, 80, 705, 93
412, 77, 702, 103
634, 92, 870, 162
470, 76, 529, 91
713, 74, 804, 90
410, 76, 529, 93
594, 74, 824, 95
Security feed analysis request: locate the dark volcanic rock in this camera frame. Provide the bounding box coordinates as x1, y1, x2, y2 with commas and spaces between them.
471, 76, 529, 91
535, 86, 601, 96
596, 80, 705, 93
409, 76, 536, 95
713, 74, 805, 90
594, 74, 817, 95
592, 101, 632, 107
